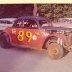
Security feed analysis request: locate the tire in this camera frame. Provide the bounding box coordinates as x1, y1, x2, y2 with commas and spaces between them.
45, 36, 69, 59
47, 43, 64, 59
0, 33, 11, 48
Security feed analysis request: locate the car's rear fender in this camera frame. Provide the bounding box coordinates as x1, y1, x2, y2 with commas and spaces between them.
42, 34, 69, 50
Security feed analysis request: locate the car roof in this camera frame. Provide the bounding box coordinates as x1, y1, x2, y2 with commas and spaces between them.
0, 18, 17, 22
18, 16, 47, 21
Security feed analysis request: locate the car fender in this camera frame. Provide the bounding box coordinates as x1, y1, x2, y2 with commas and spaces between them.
42, 34, 68, 49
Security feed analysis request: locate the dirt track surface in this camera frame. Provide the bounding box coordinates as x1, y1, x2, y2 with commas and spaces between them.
0, 46, 72, 72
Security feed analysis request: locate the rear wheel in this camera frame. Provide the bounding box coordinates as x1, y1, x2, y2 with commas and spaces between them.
47, 43, 63, 59
45, 37, 69, 59
0, 33, 11, 48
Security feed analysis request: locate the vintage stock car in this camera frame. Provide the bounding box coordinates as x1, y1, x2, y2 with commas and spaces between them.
0, 16, 72, 59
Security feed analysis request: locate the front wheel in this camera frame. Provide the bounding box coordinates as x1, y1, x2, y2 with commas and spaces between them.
47, 43, 64, 59
0, 33, 11, 48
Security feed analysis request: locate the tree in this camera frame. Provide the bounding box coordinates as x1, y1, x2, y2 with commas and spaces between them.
37, 4, 72, 20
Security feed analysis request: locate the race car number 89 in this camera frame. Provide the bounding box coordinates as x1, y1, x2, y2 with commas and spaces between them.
17, 31, 32, 42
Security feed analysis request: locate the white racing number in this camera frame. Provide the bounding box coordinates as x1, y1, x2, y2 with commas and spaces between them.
57, 38, 63, 45
12, 29, 16, 34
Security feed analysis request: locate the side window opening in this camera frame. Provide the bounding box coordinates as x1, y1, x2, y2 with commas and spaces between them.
13, 19, 38, 29
39, 20, 49, 27
13, 19, 23, 27
27, 19, 38, 28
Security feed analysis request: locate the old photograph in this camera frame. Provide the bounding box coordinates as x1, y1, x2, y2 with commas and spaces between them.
0, 4, 72, 72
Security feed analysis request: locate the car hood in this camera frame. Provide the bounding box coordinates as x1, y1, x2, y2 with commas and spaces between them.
42, 26, 72, 31
52, 22, 72, 28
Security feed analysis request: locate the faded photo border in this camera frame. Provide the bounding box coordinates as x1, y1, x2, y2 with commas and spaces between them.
0, 0, 72, 4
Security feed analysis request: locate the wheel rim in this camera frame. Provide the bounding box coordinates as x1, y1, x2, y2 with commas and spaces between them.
48, 43, 62, 59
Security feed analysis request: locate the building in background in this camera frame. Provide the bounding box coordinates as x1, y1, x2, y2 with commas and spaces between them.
0, 4, 37, 18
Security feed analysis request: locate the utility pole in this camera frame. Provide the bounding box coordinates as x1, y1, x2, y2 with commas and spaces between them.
33, 4, 37, 16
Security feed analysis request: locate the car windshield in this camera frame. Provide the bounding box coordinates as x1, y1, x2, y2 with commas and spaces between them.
39, 20, 49, 27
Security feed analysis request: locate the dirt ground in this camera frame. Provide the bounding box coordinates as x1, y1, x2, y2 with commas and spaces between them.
0, 46, 72, 72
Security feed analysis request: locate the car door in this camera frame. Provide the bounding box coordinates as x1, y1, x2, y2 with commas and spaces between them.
6, 18, 46, 50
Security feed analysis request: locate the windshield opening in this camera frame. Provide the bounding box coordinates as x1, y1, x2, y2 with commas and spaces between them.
39, 20, 50, 27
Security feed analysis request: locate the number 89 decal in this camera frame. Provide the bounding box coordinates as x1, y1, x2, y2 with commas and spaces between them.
17, 31, 32, 42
